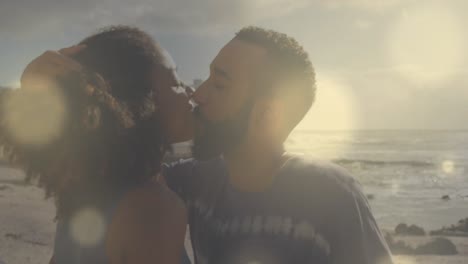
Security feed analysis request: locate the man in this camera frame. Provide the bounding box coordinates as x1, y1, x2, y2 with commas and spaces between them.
28, 26, 393, 264
163, 26, 393, 264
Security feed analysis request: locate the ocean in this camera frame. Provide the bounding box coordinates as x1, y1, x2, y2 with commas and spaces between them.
286, 130, 468, 231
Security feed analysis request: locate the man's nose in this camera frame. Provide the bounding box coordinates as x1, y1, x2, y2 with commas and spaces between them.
191, 81, 208, 106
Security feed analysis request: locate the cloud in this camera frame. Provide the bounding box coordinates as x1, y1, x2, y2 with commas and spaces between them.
334, 66, 468, 130
0, 0, 312, 37
323, 0, 412, 12
386, 2, 466, 86
356, 66, 468, 89
0, 0, 97, 36
354, 19, 372, 30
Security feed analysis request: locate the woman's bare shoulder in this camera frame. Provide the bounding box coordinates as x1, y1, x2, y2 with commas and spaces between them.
117, 182, 187, 226
106, 182, 187, 263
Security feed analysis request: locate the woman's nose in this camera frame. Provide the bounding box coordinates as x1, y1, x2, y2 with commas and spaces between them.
184, 84, 195, 98
182, 84, 197, 108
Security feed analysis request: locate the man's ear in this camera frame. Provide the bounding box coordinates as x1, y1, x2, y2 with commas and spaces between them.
252, 98, 284, 130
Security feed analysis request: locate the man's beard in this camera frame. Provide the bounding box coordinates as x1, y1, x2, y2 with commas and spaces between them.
192, 102, 253, 160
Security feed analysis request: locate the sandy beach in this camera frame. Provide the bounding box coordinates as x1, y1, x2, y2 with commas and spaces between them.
0, 167, 54, 264
1, 166, 467, 264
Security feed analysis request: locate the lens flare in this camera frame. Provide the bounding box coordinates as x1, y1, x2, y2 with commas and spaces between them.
69, 207, 105, 248
441, 160, 455, 175
387, 2, 464, 85
3, 83, 67, 146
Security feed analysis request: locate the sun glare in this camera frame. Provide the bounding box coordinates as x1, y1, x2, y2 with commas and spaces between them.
441, 160, 455, 175
3, 82, 67, 146
296, 75, 358, 131
287, 75, 358, 158
8, 80, 21, 89
387, 2, 464, 85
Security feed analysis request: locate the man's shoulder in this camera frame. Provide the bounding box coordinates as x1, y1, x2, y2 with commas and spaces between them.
281, 156, 360, 196
162, 157, 226, 180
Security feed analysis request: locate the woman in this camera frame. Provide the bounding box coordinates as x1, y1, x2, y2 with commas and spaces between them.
0, 26, 193, 263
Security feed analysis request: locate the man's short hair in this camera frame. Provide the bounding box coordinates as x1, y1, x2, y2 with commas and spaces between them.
234, 26, 316, 130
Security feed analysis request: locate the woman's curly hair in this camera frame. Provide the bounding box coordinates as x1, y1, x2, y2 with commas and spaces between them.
0, 26, 169, 218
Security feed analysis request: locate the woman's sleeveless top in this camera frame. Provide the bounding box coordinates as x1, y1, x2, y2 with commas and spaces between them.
53, 184, 192, 264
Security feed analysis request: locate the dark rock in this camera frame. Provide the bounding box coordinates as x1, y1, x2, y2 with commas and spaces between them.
0, 185, 12, 191
395, 223, 408, 235
385, 233, 458, 255
430, 217, 468, 236
395, 223, 425, 236
414, 237, 458, 255
407, 225, 426, 236
441, 195, 451, 200
366, 194, 375, 200
5, 233, 22, 240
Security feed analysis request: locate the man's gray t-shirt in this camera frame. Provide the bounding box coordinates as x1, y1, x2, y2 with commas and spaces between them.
163, 156, 393, 264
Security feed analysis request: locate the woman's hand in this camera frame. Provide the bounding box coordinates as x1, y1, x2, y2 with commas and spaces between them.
21, 45, 85, 89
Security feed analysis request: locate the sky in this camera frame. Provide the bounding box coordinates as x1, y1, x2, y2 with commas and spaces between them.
1, 0, 467, 130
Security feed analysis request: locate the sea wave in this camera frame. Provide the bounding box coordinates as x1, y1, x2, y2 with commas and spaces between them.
334, 158, 434, 168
